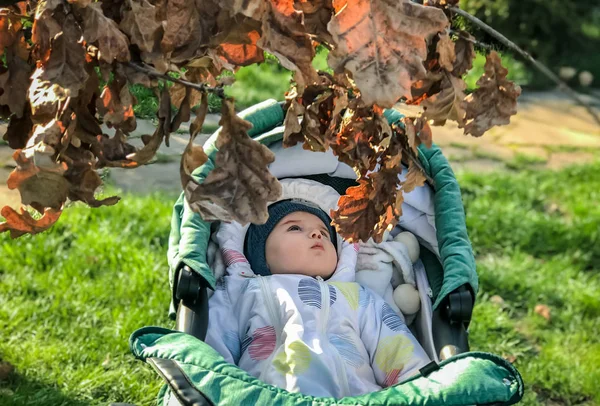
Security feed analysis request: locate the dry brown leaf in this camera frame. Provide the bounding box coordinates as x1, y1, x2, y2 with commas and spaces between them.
330, 103, 385, 176
64, 162, 120, 207
7, 143, 70, 212
327, 0, 448, 107
96, 79, 137, 133
170, 87, 192, 133
283, 97, 305, 148
331, 180, 379, 243
402, 156, 426, 194
0, 54, 31, 118
39, 16, 89, 99
461, 51, 521, 137
158, 85, 172, 146
161, 0, 202, 54
0, 206, 62, 239
181, 91, 209, 188
534, 304, 551, 321
452, 30, 475, 76
212, 14, 265, 67
124, 126, 165, 166
98, 130, 136, 162
331, 170, 401, 243
119, 0, 161, 54
258, 0, 319, 89
3, 104, 33, 149
185, 98, 281, 224
421, 72, 467, 126
436, 32, 456, 72
0, 15, 18, 57
222, 0, 267, 19
218, 29, 264, 67
28, 67, 67, 121
81, 2, 130, 63
297, 0, 334, 44
189, 92, 209, 138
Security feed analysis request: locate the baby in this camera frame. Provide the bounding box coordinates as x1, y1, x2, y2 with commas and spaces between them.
205, 179, 430, 398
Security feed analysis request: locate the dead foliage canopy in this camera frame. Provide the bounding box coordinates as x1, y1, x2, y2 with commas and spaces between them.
0, 0, 520, 242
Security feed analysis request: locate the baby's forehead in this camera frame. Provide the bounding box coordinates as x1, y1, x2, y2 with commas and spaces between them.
276, 211, 323, 225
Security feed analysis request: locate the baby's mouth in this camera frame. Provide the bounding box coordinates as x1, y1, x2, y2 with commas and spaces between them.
311, 243, 324, 251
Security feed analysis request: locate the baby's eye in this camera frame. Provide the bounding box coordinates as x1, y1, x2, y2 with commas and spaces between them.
287, 225, 301, 231
320, 230, 329, 237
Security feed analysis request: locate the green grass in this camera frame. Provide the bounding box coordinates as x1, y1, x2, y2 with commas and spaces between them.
0, 192, 176, 405
462, 161, 600, 405
1, 162, 599, 405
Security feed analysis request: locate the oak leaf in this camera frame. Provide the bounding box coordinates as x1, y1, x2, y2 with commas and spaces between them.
421, 72, 467, 125
452, 30, 475, 76
96, 79, 137, 133
181, 92, 209, 190
283, 96, 305, 148
3, 104, 33, 149
331, 180, 380, 243
0, 54, 31, 118
461, 51, 521, 137
0, 206, 62, 239
39, 16, 89, 99
331, 170, 400, 244
160, 0, 203, 54
119, 0, 161, 54
81, 2, 130, 63
64, 162, 120, 207
330, 103, 387, 176
98, 130, 137, 162
436, 32, 456, 72
7, 147, 69, 212
258, 0, 319, 89
185, 98, 282, 224
327, 0, 448, 107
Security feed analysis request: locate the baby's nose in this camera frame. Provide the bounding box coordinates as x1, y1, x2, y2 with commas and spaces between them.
310, 229, 322, 239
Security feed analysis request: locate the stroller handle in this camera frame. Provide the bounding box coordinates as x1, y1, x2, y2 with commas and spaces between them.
174, 265, 209, 342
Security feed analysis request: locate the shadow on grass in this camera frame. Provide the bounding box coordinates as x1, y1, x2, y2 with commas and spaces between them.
0, 370, 90, 406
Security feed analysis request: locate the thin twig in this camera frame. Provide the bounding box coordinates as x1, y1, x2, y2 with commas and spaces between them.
448, 28, 492, 50
449, 6, 600, 126
124, 62, 226, 99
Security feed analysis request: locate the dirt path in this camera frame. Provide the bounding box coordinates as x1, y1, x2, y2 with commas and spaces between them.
1, 90, 599, 208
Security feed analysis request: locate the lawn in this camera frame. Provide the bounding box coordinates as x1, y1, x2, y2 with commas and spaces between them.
1, 161, 599, 405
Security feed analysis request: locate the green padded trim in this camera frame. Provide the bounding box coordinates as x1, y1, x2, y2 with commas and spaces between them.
130, 327, 523, 406
417, 144, 478, 309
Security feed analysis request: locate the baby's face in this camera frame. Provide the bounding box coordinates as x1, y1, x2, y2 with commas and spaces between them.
265, 211, 337, 279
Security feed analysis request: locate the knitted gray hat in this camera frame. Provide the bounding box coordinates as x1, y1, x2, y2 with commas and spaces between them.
244, 199, 337, 276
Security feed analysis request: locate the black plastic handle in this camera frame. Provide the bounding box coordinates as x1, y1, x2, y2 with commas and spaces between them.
431, 285, 473, 360
174, 265, 209, 342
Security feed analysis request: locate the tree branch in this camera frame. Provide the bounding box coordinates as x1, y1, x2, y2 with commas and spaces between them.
124, 62, 227, 99
449, 6, 600, 126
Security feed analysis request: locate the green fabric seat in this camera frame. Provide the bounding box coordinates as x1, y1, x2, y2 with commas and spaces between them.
131, 327, 523, 406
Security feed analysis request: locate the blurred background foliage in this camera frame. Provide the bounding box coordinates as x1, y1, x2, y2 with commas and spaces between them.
459, 0, 600, 89
130, 1, 600, 117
